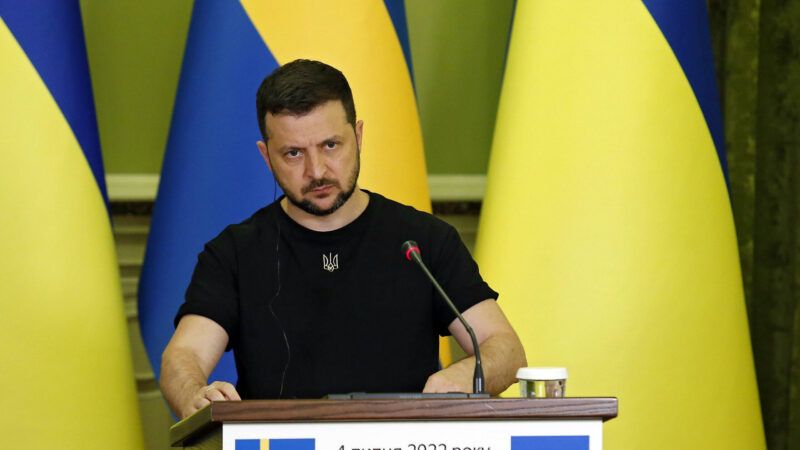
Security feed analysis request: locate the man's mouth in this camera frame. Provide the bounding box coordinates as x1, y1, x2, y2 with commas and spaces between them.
303, 179, 338, 194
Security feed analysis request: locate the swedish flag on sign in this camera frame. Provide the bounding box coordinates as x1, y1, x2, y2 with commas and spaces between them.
236, 438, 315, 450
511, 436, 589, 450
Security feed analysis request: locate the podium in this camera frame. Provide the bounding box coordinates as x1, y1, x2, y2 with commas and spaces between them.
171, 398, 617, 450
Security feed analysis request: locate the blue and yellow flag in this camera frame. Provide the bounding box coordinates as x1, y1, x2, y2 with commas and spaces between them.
0, 2, 143, 448
236, 438, 314, 450
138, 0, 429, 386
476, 1, 765, 449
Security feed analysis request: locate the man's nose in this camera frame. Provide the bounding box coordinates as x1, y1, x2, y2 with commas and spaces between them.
304, 150, 326, 179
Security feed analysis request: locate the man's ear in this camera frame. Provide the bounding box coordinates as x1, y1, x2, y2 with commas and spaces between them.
355, 120, 364, 152
257, 140, 273, 172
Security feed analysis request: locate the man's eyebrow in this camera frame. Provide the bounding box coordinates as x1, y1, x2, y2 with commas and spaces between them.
319, 135, 345, 144
277, 144, 301, 152
275, 135, 343, 151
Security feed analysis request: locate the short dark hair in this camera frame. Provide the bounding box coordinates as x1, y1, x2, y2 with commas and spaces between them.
256, 59, 356, 141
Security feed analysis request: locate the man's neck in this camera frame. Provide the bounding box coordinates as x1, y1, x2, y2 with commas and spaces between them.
281, 188, 370, 232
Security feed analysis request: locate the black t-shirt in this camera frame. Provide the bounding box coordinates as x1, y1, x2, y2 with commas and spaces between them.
176, 191, 497, 399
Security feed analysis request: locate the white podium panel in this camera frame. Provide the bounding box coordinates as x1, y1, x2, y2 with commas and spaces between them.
223, 420, 602, 450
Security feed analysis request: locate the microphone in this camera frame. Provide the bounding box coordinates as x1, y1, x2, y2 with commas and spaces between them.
401, 240, 485, 395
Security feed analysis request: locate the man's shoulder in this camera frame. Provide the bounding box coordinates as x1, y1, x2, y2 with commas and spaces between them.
369, 191, 456, 237
205, 202, 279, 250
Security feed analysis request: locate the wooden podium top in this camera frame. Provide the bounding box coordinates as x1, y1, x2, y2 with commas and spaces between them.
171, 397, 618, 447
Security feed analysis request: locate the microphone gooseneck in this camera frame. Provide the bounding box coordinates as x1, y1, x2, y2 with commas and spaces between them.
401, 240, 485, 395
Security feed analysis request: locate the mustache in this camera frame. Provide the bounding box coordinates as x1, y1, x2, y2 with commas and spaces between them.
301, 178, 340, 194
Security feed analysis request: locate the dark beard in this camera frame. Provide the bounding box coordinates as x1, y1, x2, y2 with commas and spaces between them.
279, 156, 360, 217
289, 183, 356, 216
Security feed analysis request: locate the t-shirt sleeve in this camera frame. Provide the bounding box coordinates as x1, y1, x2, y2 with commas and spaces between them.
430, 226, 499, 336
174, 230, 239, 350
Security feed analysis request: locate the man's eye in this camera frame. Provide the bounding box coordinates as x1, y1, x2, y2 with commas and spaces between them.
324, 141, 338, 149
286, 149, 301, 158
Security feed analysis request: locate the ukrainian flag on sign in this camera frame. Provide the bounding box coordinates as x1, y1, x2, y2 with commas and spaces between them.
139, 0, 429, 386
476, 1, 765, 449
236, 438, 315, 450
0, 1, 142, 448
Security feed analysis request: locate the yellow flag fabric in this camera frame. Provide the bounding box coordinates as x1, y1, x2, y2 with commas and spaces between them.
0, 7, 143, 449
476, 1, 765, 449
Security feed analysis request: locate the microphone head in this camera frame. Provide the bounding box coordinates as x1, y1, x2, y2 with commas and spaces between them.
401, 240, 421, 261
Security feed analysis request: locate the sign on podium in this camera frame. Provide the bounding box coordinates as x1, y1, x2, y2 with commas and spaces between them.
170, 398, 617, 450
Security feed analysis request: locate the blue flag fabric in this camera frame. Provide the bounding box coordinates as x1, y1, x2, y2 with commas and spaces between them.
138, 1, 280, 383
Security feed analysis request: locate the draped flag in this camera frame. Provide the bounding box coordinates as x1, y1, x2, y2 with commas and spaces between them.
138, 0, 430, 387
0, 2, 143, 448
476, 1, 765, 449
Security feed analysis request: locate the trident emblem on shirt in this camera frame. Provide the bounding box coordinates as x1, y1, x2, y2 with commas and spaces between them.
322, 253, 339, 272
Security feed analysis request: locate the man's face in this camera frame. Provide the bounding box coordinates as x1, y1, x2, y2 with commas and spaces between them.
258, 100, 363, 216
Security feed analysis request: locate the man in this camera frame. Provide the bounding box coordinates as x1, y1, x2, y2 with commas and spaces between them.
160, 60, 526, 418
